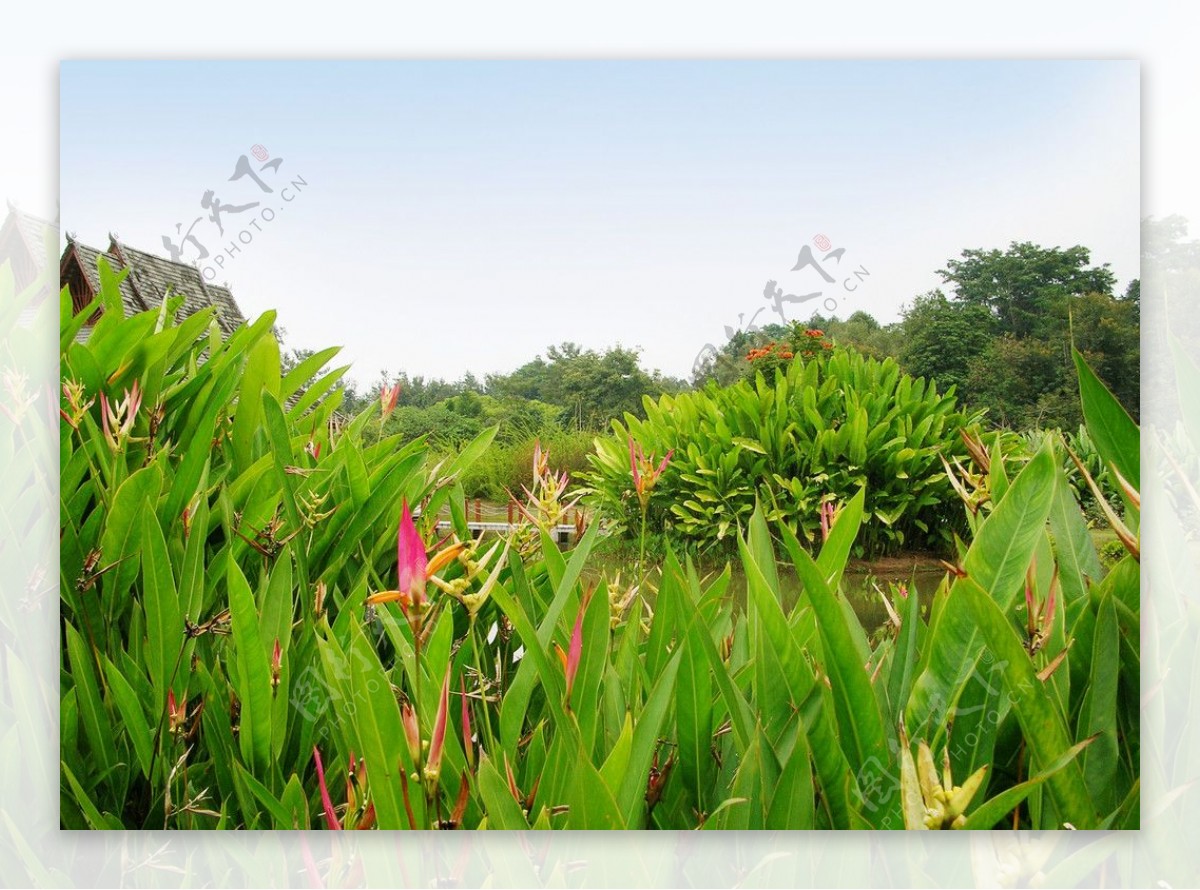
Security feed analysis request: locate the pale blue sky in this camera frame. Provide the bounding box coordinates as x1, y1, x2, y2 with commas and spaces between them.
60, 60, 1139, 385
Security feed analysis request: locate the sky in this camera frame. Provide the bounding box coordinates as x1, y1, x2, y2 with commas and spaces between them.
59, 60, 1139, 386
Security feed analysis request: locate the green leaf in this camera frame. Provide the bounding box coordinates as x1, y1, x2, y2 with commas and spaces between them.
236, 763, 296, 829
61, 760, 115, 830
616, 649, 682, 826
227, 558, 273, 775
141, 511, 182, 707
477, 754, 530, 829
962, 736, 1095, 830
230, 330, 280, 473
960, 577, 1098, 828
1072, 346, 1139, 489
280, 346, 341, 402
99, 462, 164, 603
599, 712, 634, 798
677, 583, 715, 809
720, 730, 779, 829
765, 723, 815, 829
566, 756, 626, 829
677, 567, 754, 755
816, 487, 866, 591
447, 424, 500, 480
1077, 591, 1120, 814
907, 441, 1056, 741
103, 657, 153, 778
63, 623, 116, 776
344, 619, 424, 829
885, 583, 921, 729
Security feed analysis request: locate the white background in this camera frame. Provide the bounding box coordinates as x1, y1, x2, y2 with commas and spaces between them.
3, 2, 1197, 886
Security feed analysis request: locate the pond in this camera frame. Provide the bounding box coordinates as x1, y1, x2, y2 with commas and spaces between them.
584, 552, 949, 634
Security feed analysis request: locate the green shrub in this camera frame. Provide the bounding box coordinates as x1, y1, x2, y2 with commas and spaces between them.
446, 428, 596, 502
583, 349, 981, 557
58, 262, 496, 828
60, 262, 1139, 831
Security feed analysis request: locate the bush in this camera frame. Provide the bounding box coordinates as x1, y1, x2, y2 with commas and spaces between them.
583, 349, 981, 557
60, 263, 1139, 831
58, 264, 495, 828
443, 428, 596, 502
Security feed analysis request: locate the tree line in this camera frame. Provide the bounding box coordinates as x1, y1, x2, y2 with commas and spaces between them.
284, 239, 1142, 446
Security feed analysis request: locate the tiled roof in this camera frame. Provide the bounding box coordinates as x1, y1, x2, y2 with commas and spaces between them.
67, 241, 143, 316
2, 203, 55, 271
62, 235, 248, 335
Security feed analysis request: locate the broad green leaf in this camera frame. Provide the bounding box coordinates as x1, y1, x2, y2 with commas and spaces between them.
616, 649, 682, 827
103, 657, 153, 778
344, 620, 423, 829
1073, 346, 1139, 489
1078, 591, 1120, 814
599, 712, 634, 798
141, 511, 182, 707
677, 582, 715, 809
960, 577, 1098, 828
63, 623, 116, 776
765, 722, 815, 829
230, 330, 280, 473
566, 756, 625, 829
962, 736, 1095, 829
477, 755, 531, 829
227, 558, 272, 775
907, 442, 1056, 741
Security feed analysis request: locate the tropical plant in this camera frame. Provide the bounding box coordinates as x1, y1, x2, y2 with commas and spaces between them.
59, 261, 497, 828
60, 261, 1138, 831
583, 349, 981, 557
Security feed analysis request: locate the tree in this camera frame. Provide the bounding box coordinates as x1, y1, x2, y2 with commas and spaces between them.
939, 242, 1116, 339
966, 335, 1075, 429
898, 291, 996, 397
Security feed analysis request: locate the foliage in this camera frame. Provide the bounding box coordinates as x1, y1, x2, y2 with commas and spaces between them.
584, 349, 980, 558
899, 290, 997, 396
58, 262, 493, 828
1017, 424, 1118, 521
446, 428, 596, 502
60, 259, 1139, 832
938, 241, 1117, 340
486, 341, 687, 431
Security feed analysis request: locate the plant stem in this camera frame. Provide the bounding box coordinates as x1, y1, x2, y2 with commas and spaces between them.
637, 505, 648, 590
411, 616, 428, 827
469, 615, 497, 756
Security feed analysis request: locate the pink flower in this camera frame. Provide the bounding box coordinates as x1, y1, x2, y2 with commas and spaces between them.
424, 667, 451, 787
395, 500, 428, 609
629, 438, 674, 510
99, 380, 142, 449
380, 382, 401, 417
819, 501, 839, 543
312, 747, 342, 830
367, 499, 465, 629
555, 587, 593, 708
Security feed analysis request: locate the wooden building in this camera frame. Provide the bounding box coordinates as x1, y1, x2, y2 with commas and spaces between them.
60, 234, 247, 335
